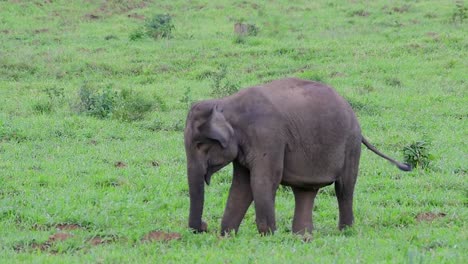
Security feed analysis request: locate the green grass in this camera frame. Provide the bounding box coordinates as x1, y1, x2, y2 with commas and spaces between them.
0, 0, 466, 263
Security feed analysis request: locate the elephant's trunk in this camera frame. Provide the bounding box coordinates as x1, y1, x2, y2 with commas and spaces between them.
187, 163, 206, 232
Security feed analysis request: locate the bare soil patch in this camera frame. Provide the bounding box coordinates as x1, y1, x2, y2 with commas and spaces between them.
15, 232, 74, 252
141, 231, 181, 242
128, 13, 145, 20
114, 161, 127, 168
84, 14, 100, 20
33, 28, 49, 34
88, 235, 118, 246
416, 212, 446, 222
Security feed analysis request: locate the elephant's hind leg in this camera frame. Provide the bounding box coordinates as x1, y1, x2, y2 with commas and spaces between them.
335, 142, 361, 230
292, 187, 318, 235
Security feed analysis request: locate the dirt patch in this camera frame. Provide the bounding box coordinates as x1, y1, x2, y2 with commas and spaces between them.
128, 13, 145, 20
88, 235, 118, 246
351, 10, 370, 17
96, 1, 148, 16
33, 28, 49, 34
114, 161, 127, 168
16, 232, 74, 252
141, 231, 181, 242
56, 223, 82, 231
416, 212, 446, 222
392, 5, 411, 13
48, 232, 73, 242
84, 14, 101, 20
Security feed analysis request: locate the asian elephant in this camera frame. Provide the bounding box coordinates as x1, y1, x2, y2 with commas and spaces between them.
184, 78, 411, 235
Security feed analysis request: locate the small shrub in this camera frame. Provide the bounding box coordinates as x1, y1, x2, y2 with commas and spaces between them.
44, 86, 65, 100
246, 23, 259, 36
129, 29, 144, 41
0, 121, 27, 142
210, 65, 239, 97
145, 118, 164, 131
234, 22, 259, 36
172, 119, 185, 131
403, 141, 433, 169
233, 35, 246, 44
113, 89, 156, 121
33, 86, 65, 114
153, 94, 167, 112
33, 100, 53, 114
452, 1, 467, 23
74, 83, 163, 121
385, 77, 402, 87
104, 35, 118, 40
350, 10, 370, 17
145, 14, 174, 39
76, 83, 117, 118
180, 87, 193, 109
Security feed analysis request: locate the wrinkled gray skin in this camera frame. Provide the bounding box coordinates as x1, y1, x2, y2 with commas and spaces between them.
184, 78, 411, 235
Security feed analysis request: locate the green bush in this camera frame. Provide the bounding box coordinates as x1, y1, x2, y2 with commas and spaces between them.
76, 83, 117, 118
145, 14, 174, 39
129, 29, 144, 41
403, 141, 434, 169
246, 23, 259, 36
452, 0, 467, 23
113, 89, 156, 121
74, 84, 162, 121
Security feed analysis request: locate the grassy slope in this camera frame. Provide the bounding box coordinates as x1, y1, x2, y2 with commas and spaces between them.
0, 0, 466, 263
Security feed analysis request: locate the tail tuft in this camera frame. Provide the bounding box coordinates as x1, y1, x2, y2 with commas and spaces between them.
397, 163, 412, 172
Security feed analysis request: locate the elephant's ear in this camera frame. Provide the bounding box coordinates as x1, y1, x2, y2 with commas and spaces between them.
201, 105, 233, 148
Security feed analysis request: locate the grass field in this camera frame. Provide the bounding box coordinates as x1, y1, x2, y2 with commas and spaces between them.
0, 0, 467, 263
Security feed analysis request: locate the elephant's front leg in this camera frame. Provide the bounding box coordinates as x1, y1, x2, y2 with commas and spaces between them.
221, 161, 253, 236
250, 151, 284, 235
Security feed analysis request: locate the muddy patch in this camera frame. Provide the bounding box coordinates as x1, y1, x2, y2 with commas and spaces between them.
15, 232, 74, 252
114, 161, 127, 168
141, 231, 181, 242
416, 212, 446, 222
87, 235, 119, 246
33, 28, 49, 34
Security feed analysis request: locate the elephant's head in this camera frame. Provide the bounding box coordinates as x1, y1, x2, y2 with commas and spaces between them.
184, 101, 238, 232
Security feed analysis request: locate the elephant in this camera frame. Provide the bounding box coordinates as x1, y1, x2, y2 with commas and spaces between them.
184, 77, 411, 236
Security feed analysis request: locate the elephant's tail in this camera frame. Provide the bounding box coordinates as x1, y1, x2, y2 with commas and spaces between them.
361, 136, 412, 171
